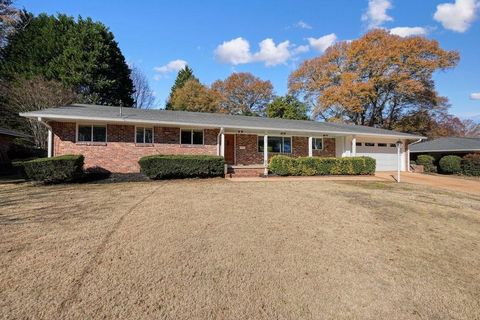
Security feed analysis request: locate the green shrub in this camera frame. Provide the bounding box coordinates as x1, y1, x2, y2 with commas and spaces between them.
461, 153, 480, 176
312, 157, 338, 175
416, 155, 436, 173
363, 157, 376, 174
139, 155, 225, 179
439, 155, 462, 174
269, 156, 376, 176
269, 155, 296, 176
22, 155, 84, 183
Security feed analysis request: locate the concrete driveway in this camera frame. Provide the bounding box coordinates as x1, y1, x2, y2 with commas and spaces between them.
376, 172, 480, 195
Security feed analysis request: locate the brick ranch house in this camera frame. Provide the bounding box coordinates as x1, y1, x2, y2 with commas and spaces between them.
21, 104, 424, 176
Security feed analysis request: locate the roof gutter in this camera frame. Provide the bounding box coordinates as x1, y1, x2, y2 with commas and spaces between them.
410, 148, 480, 153
19, 112, 425, 140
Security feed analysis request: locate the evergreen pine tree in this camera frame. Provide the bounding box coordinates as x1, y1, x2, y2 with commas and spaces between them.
165, 66, 196, 109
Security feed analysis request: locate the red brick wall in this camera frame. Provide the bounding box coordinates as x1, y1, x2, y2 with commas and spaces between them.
313, 138, 336, 157
235, 134, 263, 165
234, 134, 336, 165
51, 122, 218, 173
50, 121, 338, 171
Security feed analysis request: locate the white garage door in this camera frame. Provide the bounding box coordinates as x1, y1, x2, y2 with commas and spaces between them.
356, 142, 403, 171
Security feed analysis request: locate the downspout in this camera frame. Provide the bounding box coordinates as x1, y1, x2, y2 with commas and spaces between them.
407, 138, 423, 172
38, 117, 53, 158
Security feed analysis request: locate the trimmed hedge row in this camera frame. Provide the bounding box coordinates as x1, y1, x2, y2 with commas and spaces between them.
22, 155, 85, 183
461, 153, 480, 176
269, 155, 376, 176
139, 155, 225, 179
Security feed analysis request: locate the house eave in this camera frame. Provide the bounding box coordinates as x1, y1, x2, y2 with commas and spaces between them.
19, 112, 425, 140
410, 148, 480, 153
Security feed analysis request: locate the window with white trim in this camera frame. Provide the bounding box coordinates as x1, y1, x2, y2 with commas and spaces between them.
180, 129, 203, 145
258, 136, 292, 153
378, 143, 387, 147
77, 125, 106, 143
136, 127, 153, 144
312, 138, 323, 150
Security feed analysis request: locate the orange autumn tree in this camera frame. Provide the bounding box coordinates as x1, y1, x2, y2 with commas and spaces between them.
288, 29, 459, 129
211, 72, 274, 115
170, 78, 222, 113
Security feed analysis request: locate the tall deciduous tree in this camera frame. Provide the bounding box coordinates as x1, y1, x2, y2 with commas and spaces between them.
266, 95, 309, 120
1, 76, 76, 148
394, 110, 480, 138
211, 72, 273, 115
0, 13, 133, 106
130, 65, 155, 109
166, 66, 196, 109
169, 78, 221, 113
289, 29, 459, 129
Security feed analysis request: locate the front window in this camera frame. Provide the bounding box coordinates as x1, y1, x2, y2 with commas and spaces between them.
258, 136, 292, 153
78, 125, 106, 142
181, 129, 203, 145
312, 138, 323, 150
136, 127, 153, 144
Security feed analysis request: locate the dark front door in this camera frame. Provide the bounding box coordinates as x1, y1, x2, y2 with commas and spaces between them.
224, 134, 235, 165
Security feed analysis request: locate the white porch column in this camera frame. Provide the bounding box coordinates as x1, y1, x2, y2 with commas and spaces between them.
397, 141, 402, 183
263, 134, 268, 176
351, 136, 356, 157
220, 132, 225, 157
47, 126, 52, 158
308, 137, 313, 157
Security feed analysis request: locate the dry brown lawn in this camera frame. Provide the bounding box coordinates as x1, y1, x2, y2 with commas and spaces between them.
0, 179, 479, 319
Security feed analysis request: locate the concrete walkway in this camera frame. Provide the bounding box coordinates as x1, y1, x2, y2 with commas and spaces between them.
376, 172, 480, 195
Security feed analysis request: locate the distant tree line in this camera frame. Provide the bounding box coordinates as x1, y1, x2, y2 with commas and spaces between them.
165, 68, 308, 120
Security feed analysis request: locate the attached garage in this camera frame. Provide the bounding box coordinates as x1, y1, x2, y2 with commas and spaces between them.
336, 136, 409, 172
356, 140, 406, 171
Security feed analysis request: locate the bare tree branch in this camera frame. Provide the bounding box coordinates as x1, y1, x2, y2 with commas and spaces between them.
130, 65, 155, 109
1, 76, 76, 148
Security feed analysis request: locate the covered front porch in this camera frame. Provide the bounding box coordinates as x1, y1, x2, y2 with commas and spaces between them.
216, 128, 408, 177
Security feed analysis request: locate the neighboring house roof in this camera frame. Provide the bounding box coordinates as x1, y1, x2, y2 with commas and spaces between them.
0, 127, 31, 139
410, 137, 480, 153
20, 104, 425, 139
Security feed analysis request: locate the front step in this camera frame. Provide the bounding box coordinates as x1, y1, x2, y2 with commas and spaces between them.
225, 165, 266, 178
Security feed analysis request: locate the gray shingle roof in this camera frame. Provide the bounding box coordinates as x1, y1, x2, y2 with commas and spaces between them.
0, 127, 31, 139
410, 137, 480, 153
20, 104, 424, 139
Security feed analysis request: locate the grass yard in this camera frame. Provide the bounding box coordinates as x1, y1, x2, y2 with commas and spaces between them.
1, 179, 479, 319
